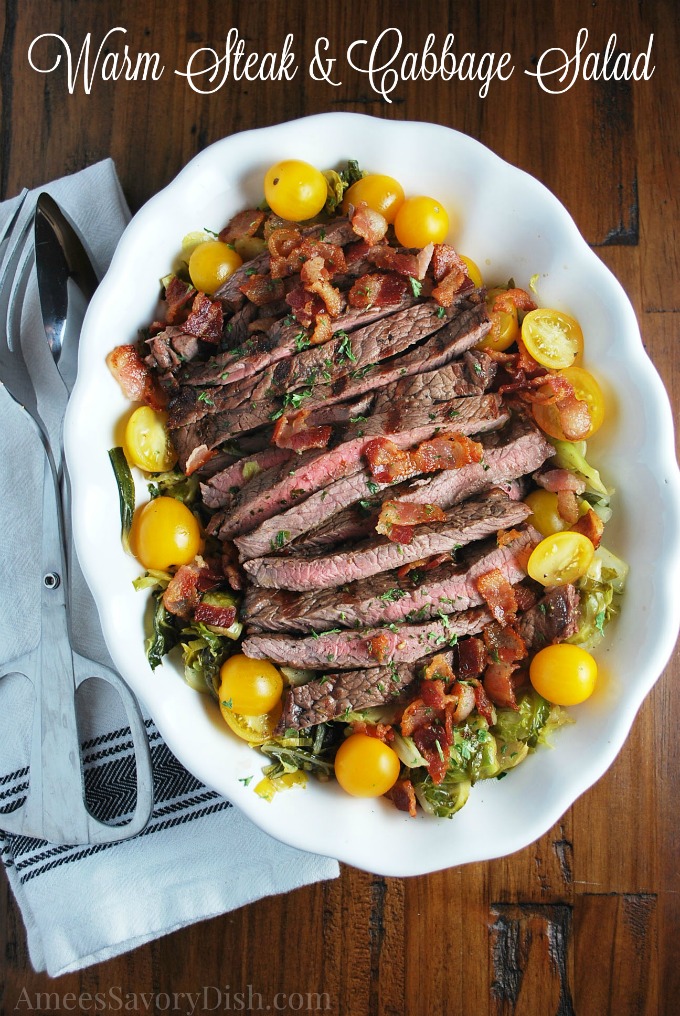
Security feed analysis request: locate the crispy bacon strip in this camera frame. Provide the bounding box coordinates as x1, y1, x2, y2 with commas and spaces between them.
458, 637, 488, 680
164, 276, 196, 324
349, 719, 395, 743
571, 508, 604, 548
376, 500, 446, 544
184, 444, 216, 476
184, 292, 223, 343
348, 271, 409, 309
272, 409, 332, 453
219, 209, 265, 244
483, 661, 519, 710
268, 227, 303, 278
367, 247, 419, 278
482, 622, 527, 665
239, 273, 286, 306
193, 601, 237, 629
106, 344, 167, 410
300, 238, 347, 274
536, 469, 587, 494
285, 283, 326, 327
368, 633, 390, 665
422, 653, 457, 684
310, 313, 334, 346
221, 542, 244, 592
300, 256, 345, 317
396, 552, 452, 580
364, 433, 483, 484
389, 779, 417, 817
473, 679, 497, 726
162, 564, 203, 618
350, 202, 388, 245
475, 569, 519, 626
492, 288, 537, 314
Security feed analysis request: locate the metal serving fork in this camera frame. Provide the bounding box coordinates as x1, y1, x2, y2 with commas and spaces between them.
0, 202, 153, 844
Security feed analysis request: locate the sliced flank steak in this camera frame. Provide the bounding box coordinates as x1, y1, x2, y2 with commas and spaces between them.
242, 489, 532, 591
208, 394, 508, 541
242, 606, 491, 669
518, 584, 581, 648
243, 528, 540, 633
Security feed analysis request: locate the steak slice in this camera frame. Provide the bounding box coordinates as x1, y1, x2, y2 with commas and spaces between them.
243, 489, 532, 591
244, 528, 539, 633
275, 660, 431, 732
242, 607, 491, 669
167, 298, 458, 430
518, 585, 581, 648
209, 394, 508, 541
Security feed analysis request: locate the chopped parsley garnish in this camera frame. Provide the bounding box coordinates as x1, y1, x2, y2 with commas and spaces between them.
238, 776, 254, 787
409, 277, 423, 297
367, 480, 380, 495
271, 530, 290, 550
378, 588, 407, 603
197, 391, 214, 406
436, 306, 447, 319
335, 331, 357, 363
294, 332, 311, 352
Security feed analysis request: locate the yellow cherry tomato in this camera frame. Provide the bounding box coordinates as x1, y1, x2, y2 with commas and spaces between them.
219, 655, 283, 716
523, 489, 568, 537
477, 287, 520, 352
521, 308, 584, 369
341, 174, 405, 223
264, 160, 327, 221
530, 644, 598, 705
394, 196, 449, 248
220, 701, 283, 745
132, 496, 203, 570
334, 733, 401, 798
527, 532, 595, 587
532, 366, 605, 442
458, 255, 483, 289
124, 406, 177, 473
188, 240, 243, 294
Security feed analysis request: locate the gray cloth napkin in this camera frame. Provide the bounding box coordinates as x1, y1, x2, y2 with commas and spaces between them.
0, 161, 339, 978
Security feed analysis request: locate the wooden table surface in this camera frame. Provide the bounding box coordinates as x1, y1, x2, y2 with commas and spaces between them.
1, 1, 678, 1013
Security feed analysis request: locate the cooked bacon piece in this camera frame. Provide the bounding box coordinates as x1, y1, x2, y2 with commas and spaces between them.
162, 563, 202, 618
557, 489, 580, 525
300, 256, 345, 317
367, 247, 419, 278
364, 433, 484, 485
219, 209, 265, 244
285, 283, 326, 327
571, 507, 604, 548
540, 392, 592, 441
344, 238, 371, 265
184, 444, 216, 476
514, 336, 543, 376
483, 622, 527, 665
389, 779, 417, 817
472, 679, 496, 726
164, 276, 196, 324
272, 409, 332, 453
449, 681, 476, 724
422, 653, 456, 684
497, 528, 524, 548
458, 637, 488, 680
300, 238, 347, 275
193, 601, 237, 629
368, 633, 390, 665
536, 468, 587, 494
431, 244, 462, 282
475, 569, 519, 626
268, 227, 303, 278
432, 267, 472, 308
396, 552, 452, 580
221, 542, 244, 591
106, 344, 167, 410
348, 272, 408, 309
310, 313, 333, 346
349, 719, 395, 743
483, 661, 519, 710
184, 293, 224, 343
412, 725, 450, 784
239, 273, 286, 306
376, 500, 446, 544
492, 288, 537, 314
350, 202, 388, 245
500, 372, 592, 442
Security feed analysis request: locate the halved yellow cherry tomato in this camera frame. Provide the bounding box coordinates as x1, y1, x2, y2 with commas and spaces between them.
521, 308, 584, 369
220, 701, 283, 744
188, 240, 243, 294
459, 255, 483, 289
124, 406, 177, 473
341, 174, 405, 223
394, 196, 449, 248
530, 644, 598, 705
523, 489, 568, 537
476, 287, 520, 352
532, 366, 605, 442
264, 159, 327, 221
219, 655, 283, 716
527, 531, 595, 587
132, 496, 203, 570
334, 733, 401, 798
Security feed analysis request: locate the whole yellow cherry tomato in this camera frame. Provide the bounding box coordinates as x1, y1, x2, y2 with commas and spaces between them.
220, 701, 283, 745
219, 655, 283, 716
530, 644, 598, 705
124, 406, 177, 473
394, 196, 449, 248
132, 497, 203, 570
532, 366, 605, 442
527, 532, 595, 587
334, 733, 401, 798
188, 241, 243, 294
523, 489, 568, 537
264, 160, 327, 221
341, 174, 405, 223
521, 308, 584, 370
